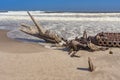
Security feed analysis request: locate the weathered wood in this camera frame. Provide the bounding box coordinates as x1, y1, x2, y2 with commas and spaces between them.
20, 21, 62, 43
20, 24, 62, 43
21, 23, 39, 34
83, 30, 87, 39
109, 49, 113, 54
20, 23, 40, 37
27, 11, 46, 34
87, 40, 109, 51
88, 57, 95, 72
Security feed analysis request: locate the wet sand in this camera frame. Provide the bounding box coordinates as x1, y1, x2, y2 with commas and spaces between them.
0, 30, 47, 53
0, 30, 120, 80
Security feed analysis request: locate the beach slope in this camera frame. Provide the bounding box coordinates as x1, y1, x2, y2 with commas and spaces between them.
0, 30, 120, 80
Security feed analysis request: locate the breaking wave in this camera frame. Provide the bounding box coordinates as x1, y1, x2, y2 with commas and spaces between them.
0, 11, 120, 42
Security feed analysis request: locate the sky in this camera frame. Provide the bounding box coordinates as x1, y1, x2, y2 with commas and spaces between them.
0, 0, 120, 12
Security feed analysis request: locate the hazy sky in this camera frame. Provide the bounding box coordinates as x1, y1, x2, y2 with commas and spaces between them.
0, 0, 120, 12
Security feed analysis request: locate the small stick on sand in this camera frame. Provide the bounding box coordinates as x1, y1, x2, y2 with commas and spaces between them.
88, 57, 95, 72
109, 48, 113, 54
109, 50, 113, 54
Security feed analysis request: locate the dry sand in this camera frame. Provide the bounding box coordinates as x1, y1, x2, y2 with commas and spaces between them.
0, 30, 120, 80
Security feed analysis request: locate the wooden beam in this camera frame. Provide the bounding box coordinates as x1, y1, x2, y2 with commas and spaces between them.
88, 57, 95, 72
27, 11, 45, 34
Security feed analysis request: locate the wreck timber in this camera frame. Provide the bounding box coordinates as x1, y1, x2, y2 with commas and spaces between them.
20, 12, 63, 43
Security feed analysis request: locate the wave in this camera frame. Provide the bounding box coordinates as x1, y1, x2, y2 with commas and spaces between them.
0, 11, 120, 41
0, 11, 120, 16
0, 11, 120, 22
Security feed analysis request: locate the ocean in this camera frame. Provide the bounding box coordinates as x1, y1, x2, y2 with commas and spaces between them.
0, 11, 120, 42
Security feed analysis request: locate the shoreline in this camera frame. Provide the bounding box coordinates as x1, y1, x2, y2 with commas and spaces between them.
0, 29, 120, 80
0, 29, 46, 53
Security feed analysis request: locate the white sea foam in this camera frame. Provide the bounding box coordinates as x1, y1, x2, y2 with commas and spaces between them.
1, 11, 120, 21
0, 11, 120, 41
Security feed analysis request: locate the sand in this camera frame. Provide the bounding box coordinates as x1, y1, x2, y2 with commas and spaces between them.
0, 30, 120, 80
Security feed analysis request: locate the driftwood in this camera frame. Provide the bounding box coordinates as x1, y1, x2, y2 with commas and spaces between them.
67, 31, 109, 57
87, 40, 109, 51
20, 12, 63, 43
21, 23, 39, 36
83, 30, 87, 39
88, 57, 95, 72
27, 11, 45, 34
19, 11, 109, 58
109, 49, 113, 54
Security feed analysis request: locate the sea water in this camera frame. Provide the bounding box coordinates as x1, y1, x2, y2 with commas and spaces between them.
0, 11, 120, 43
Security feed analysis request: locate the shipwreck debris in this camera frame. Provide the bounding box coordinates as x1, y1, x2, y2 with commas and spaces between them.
88, 57, 95, 72
20, 11, 63, 43
19, 11, 120, 57
66, 31, 109, 56
94, 32, 120, 47
109, 48, 113, 54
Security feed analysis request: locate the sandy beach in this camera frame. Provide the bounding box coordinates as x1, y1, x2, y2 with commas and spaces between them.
0, 30, 120, 80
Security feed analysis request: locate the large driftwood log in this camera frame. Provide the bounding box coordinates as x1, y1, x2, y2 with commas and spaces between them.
20, 12, 63, 43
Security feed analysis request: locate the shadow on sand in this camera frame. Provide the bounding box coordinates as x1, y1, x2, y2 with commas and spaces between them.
77, 67, 89, 71
15, 38, 45, 43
